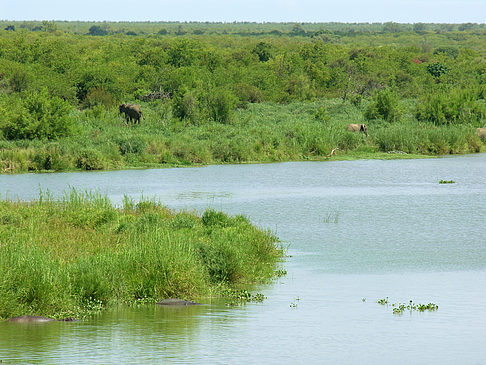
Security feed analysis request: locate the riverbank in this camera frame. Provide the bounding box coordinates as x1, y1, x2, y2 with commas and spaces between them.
0, 101, 483, 174
0, 191, 284, 319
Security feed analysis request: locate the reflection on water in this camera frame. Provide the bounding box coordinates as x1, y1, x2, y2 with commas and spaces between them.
1, 154, 486, 364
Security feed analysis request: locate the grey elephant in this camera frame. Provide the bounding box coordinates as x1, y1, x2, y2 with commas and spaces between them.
347, 123, 368, 136
119, 103, 142, 124
476, 127, 486, 140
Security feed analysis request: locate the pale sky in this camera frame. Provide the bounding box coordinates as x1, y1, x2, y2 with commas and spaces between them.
3, 0, 486, 23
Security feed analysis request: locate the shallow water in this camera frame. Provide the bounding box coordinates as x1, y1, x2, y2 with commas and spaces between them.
1, 154, 485, 364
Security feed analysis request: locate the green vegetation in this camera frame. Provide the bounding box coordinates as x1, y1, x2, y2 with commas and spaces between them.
0, 191, 284, 319
0, 22, 486, 173
376, 297, 439, 315
439, 179, 455, 184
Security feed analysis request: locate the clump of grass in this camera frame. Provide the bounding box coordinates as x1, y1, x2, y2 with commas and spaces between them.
322, 211, 339, 224
377, 298, 438, 315
0, 190, 284, 319
221, 288, 267, 306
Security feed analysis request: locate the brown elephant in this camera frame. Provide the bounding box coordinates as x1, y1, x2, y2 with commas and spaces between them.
119, 103, 142, 124
347, 123, 368, 136
476, 127, 486, 140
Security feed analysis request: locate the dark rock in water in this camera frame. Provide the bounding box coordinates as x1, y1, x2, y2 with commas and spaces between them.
7, 315, 77, 323
7, 315, 55, 323
157, 298, 201, 306
58, 317, 77, 322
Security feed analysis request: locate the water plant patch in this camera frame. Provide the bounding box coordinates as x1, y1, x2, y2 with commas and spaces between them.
376, 297, 439, 315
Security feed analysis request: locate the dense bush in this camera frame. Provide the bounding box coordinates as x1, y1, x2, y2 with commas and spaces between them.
0, 26, 484, 172
364, 89, 402, 123
415, 88, 486, 125
0, 89, 76, 140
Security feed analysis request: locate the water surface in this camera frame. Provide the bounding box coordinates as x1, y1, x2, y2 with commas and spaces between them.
1, 154, 485, 364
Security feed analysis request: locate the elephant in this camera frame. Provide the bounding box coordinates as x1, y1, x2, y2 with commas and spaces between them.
476, 127, 486, 140
7, 315, 76, 323
347, 123, 368, 136
119, 103, 142, 124
157, 298, 201, 306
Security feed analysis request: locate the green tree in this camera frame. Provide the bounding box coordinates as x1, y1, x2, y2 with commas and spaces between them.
88, 25, 108, 36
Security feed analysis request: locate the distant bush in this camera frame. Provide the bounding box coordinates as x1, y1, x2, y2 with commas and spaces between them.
32, 144, 71, 171
172, 90, 201, 124
82, 87, 115, 108
416, 88, 486, 125
252, 42, 273, 62
88, 25, 108, 36
205, 89, 237, 124
364, 89, 402, 122
426, 62, 448, 79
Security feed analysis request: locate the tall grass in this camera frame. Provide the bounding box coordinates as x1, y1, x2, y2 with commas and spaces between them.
0, 191, 283, 319
0, 100, 484, 173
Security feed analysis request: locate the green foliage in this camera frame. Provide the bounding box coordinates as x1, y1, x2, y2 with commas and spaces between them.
364, 89, 402, 122
0, 90, 76, 140
252, 42, 273, 62
202, 209, 231, 227
415, 88, 486, 125
0, 193, 283, 318
433, 47, 459, 59
172, 89, 201, 124
88, 25, 108, 36
0, 27, 484, 172
377, 298, 438, 315
75, 148, 105, 170
206, 88, 237, 124
426, 62, 448, 79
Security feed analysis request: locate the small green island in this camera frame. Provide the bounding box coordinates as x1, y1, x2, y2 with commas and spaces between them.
0, 191, 284, 319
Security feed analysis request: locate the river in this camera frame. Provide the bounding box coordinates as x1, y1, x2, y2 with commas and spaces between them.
1, 154, 485, 364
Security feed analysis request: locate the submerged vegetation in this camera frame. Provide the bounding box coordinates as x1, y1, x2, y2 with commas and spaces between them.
0, 22, 486, 173
0, 191, 284, 319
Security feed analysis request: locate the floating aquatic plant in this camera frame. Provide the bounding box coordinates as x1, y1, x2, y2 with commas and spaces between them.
439, 180, 455, 184
377, 298, 438, 315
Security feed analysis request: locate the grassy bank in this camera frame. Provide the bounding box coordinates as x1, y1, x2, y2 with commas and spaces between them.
0, 100, 483, 174
0, 191, 284, 319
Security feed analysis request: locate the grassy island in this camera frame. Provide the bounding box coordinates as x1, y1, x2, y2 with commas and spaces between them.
1, 22, 486, 173
0, 191, 284, 319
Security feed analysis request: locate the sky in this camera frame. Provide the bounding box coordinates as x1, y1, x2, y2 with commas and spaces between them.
3, 0, 486, 23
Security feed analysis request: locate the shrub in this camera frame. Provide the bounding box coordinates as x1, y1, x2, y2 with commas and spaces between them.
116, 136, 147, 155
172, 90, 200, 124
0, 90, 76, 140
206, 89, 237, 124
416, 88, 486, 125
426, 62, 448, 79
364, 89, 402, 123
75, 148, 105, 170
31, 144, 71, 171
82, 87, 115, 108
252, 42, 273, 62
